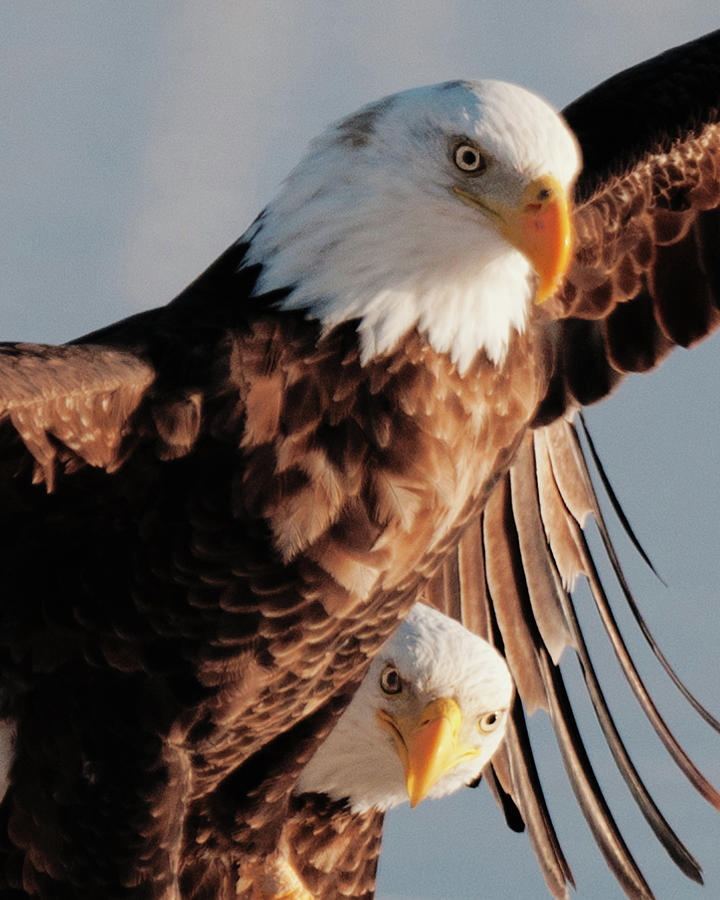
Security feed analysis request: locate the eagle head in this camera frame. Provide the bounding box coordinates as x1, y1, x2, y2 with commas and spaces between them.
244, 79, 580, 372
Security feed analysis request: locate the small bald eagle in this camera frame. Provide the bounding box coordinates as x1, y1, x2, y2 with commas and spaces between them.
235, 603, 512, 898
297, 603, 512, 811
1, 27, 720, 900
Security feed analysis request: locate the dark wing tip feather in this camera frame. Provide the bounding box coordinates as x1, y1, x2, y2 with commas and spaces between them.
547, 544, 704, 883
538, 652, 656, 900
484, 764, 525, 833
576, 413, 664, 583
563, 29, 720, 202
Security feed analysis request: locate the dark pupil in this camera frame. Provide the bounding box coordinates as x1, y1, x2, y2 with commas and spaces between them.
384, 670, 399, 691
461, 149, 477, 167
485, 713, 496, 726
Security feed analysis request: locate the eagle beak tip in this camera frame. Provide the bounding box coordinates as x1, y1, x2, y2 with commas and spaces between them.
520, 175, 572, 304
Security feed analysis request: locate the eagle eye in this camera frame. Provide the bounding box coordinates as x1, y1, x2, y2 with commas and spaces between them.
453, 142, 486, 174
380, 664, 402, 695
478, 711, 500, 733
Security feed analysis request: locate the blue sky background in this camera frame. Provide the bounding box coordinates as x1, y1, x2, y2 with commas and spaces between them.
2, 4, 720, 899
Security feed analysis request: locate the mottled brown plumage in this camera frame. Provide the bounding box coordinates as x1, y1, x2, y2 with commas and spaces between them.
1, 27, 720, 900
233, 795, 382, 900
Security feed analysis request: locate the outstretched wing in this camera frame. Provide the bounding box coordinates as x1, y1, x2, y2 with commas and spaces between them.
537, 28, 720, 423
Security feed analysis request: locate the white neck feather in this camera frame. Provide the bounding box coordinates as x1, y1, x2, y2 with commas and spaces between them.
244, 190, 533, 371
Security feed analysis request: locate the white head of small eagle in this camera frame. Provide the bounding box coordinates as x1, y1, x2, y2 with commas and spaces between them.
295, 603, 514, 813
245, 79, 580, 372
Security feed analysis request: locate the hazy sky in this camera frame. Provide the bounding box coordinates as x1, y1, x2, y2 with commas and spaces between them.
2, 4, 720, 899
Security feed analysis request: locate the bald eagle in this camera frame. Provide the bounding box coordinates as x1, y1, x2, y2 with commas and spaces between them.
1, 26, 719, 900
230, 602, 512, 898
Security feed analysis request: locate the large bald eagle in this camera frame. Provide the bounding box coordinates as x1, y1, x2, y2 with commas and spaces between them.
1, 26, 719, 900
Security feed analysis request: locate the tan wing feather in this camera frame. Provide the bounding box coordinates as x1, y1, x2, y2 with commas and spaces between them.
0, 343, 155, 488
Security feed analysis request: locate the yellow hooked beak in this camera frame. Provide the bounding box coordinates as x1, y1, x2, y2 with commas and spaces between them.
453, 174, 572, 303
377, 697, 480, 808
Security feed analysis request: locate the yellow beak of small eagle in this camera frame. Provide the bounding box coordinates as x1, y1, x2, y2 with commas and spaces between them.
453, 174, 572, 303
377, 697, 480, 807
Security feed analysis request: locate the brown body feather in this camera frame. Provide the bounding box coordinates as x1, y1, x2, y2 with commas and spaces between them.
234, 795, 383, 900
